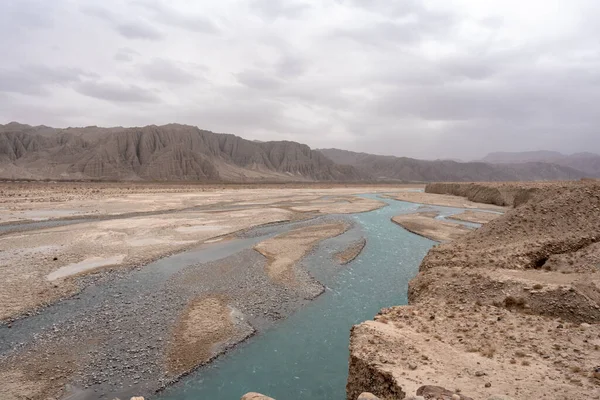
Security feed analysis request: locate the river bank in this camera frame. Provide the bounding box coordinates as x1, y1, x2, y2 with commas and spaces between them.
348, 181, 600, 399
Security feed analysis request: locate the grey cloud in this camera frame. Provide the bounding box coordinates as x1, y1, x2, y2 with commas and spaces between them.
0, 65, 87, 95
367, 64, 600, 124
133, 0, 219, 33
340, 0, 423, 17
0, 0, 60, 30
116, 22, 164, 40
250, 0, 311, 20
440, 57, 499, 80
79, 5, 114, 21
276, 54, 308, 79
342, 0, 456, 32
335, 0, 456, 45
114, 47, 140, 62
140, 59, 198, 84
75, 81, 161, 103
3, 0, 600, 159
81, 5, 164, 40
236, 70, 283, 90
333, 21, 422, 47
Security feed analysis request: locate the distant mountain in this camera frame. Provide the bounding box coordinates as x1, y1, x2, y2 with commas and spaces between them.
0, 122, 592, 182
0, 123, 362, 181
482, 151, 600, 177
319, 148, 588, 182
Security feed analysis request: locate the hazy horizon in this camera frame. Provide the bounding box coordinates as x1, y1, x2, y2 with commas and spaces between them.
1, 0, 599, 160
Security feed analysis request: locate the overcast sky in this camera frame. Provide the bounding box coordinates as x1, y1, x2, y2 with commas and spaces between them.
1, 0, 599, 160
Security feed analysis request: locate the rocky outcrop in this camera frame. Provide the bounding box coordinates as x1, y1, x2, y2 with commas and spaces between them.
347, 181, 600, 399
424, 182, 538, 207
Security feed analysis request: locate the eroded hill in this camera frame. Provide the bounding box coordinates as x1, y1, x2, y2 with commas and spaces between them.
0, 123, 361, 182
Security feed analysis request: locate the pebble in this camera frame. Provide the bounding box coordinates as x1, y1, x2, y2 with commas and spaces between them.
357, 393, 380, 400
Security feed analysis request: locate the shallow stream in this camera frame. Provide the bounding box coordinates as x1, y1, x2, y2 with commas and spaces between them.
0, 195, 477, 400
157, 195, 436, 400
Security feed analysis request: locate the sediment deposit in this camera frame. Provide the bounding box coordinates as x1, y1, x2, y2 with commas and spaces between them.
348, 180, 600, 400
255, 223, 349, 286
336, 238, 367, 265
392, 212, 473, 242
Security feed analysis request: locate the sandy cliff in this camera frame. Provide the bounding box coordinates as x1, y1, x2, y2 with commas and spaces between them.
347, 181, 600, 399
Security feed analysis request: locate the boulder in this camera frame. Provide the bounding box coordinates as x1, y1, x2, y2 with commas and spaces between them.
416, 386, 474, 400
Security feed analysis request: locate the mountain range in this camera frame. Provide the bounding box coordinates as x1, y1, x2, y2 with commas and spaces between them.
0, 122, 596, 182
0, 122, 358, 182
318, 149, 590, 182
481, 151, 600, 177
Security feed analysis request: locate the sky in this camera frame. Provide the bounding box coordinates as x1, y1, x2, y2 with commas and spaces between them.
1, 0, 599, 160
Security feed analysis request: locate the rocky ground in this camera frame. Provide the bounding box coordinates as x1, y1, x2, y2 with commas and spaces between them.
348, 180, 600, 400
392, 212, 473, 243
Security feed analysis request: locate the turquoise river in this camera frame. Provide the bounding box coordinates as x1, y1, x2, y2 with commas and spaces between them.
158, 195, 440, 400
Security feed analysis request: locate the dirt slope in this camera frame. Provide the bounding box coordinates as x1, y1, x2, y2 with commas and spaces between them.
347, 181, 600, 400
